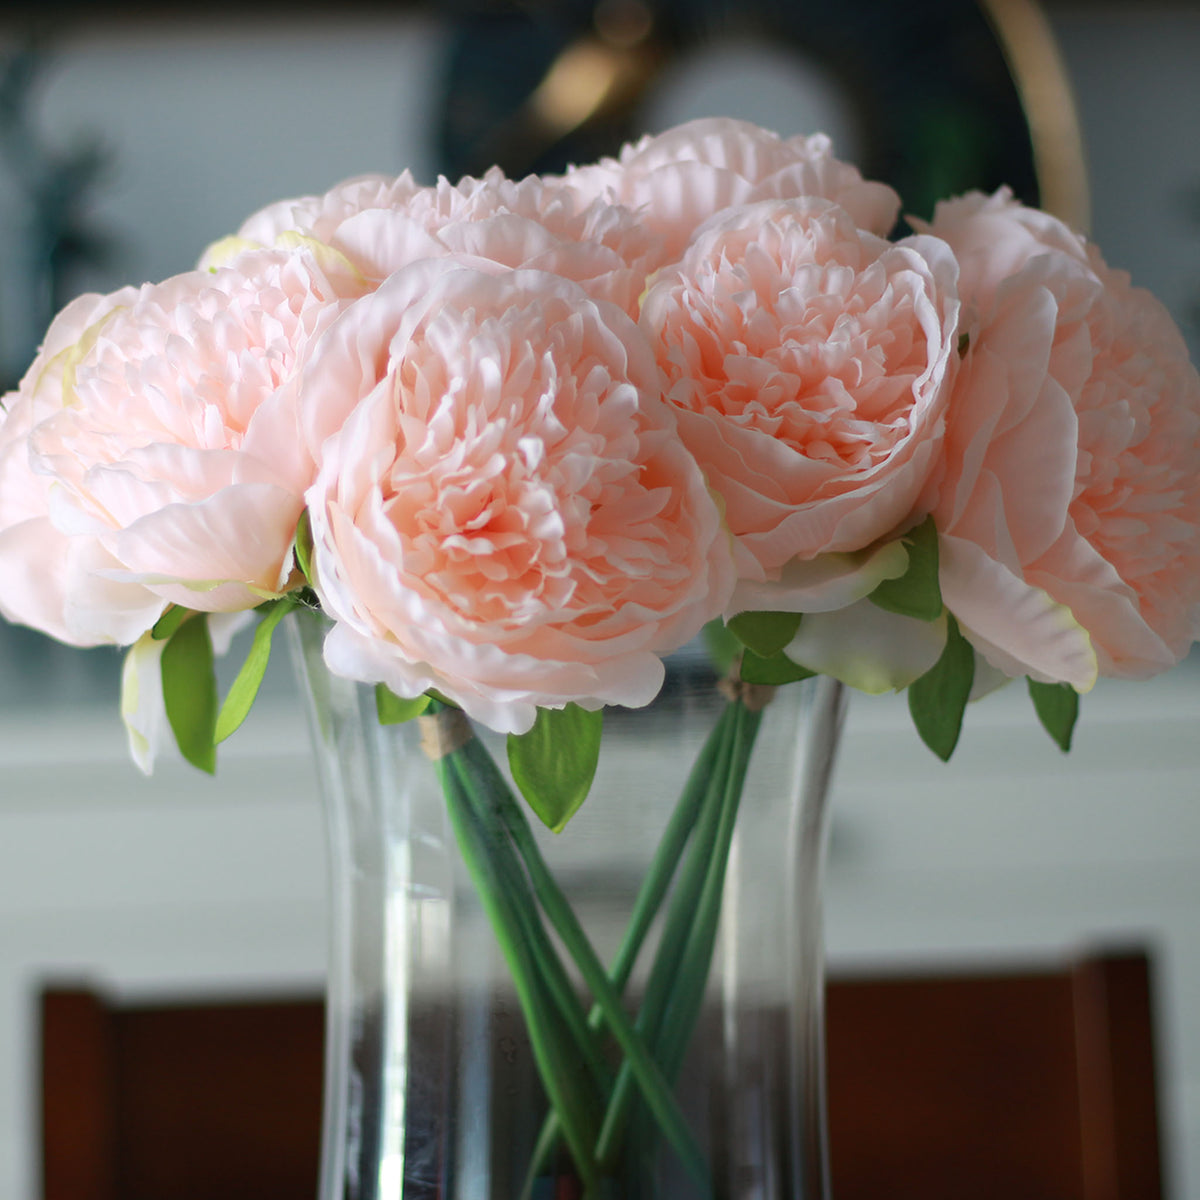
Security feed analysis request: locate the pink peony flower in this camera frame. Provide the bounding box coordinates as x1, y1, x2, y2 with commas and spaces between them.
0, 289, 148, 644
639, 197, 960, 613
205, 167, 663, 319
220, 172, 423, 250
561, 117, 901, 262
8, 248, 352, 644
930, 190, 1200, 683
302, 260, 736, 734
912, 186, 1090, 317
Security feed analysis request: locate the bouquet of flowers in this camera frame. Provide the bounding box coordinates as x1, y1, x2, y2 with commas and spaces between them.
2, 118, 1197, 1193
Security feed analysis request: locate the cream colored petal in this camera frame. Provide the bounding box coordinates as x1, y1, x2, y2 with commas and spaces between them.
121, 632, 171, 776
784, 602, 948, 694
729, 539, 909, 616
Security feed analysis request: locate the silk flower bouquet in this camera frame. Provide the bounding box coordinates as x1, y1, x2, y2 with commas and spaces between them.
2, 119, 1198, 1197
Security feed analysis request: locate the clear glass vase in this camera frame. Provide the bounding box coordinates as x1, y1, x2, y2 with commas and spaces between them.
290, 607, 846, 1200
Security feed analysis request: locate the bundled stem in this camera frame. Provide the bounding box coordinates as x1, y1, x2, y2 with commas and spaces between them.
435, 751, 604, 1189
594, 701, 762, 1172
424, 690, 766, 1197
517, 703, 739, 1196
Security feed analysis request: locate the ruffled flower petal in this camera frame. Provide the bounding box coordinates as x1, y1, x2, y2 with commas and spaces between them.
4, 250, 341, 643
641, 197, 959, 590
940, 534, 1098, 690
932, 189, 1200, 682
305, 262, 735, 733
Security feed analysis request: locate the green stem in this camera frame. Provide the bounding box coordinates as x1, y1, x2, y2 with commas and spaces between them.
657, 703, 763, 1080
457, 734, 712, 1195
518, 704, 738, 1200
447, 750, 612, 1096
593, 705, 738, 1167
603, 703, 739, 996
435, 753, 602, 1191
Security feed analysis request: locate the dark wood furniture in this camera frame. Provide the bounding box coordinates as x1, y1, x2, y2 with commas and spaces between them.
824, 950, 1164, 1200
41, 992, 324, 1200
41, 949, 1162, 1200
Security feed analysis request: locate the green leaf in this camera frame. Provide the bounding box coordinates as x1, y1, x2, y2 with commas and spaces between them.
376, 684, 432, 725
294, 509, 315, 585
214, 597, 299, 743
869, 516, 942, 621
508, 704, 603, 832
1028, 679, 1079, 752
739, 648, 817, 686
161, 614, 218, 774
151, 605, 189, 641
726, 610, 803, 658
702, 617, 741, 675
907, 614, 974, 761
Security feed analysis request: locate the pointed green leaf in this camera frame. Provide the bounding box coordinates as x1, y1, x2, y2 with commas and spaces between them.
214, 597, 299, 743
1028, 678, 1079, 752
508, 704, 603, 832
702, 617, 741, 675
294, 509, 315, 586
907, 614, 974, 761
726, 610, 803, 658
151, 604, 189, 641
870, 516, 942, 621
376, 684, 432, 725
161, 614, 218, 774
739, 648, 817, 686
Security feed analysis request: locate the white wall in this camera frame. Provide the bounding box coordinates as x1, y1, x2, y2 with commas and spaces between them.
0, 16, 447, 379
1, 7, 1198, 1199
1049, 4, 1200, 359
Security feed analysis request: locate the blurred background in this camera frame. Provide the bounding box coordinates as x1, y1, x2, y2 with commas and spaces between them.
0, 1, 1197, 1197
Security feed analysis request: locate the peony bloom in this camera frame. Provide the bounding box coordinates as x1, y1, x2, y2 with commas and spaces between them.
929, 190, 1200, 683
639, 197, 960, 614
204, 167, 663, 319
0, 289, 145, 644
217, 172, 424, 251
561, 117, 901, 261
302, 260, 736, 734
913, 186, 1090, 317
8, 248, 351, 644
